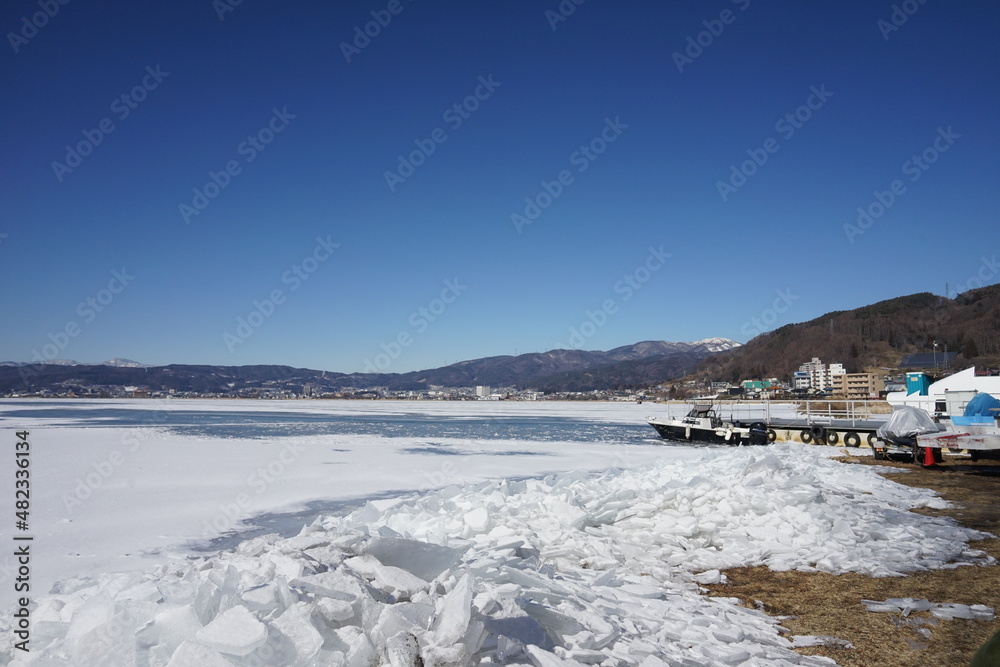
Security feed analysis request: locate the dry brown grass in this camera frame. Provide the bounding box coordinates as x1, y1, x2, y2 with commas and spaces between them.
704, 455, 1000, 666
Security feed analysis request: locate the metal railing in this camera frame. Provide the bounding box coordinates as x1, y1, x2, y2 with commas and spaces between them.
655, 399, 891, 426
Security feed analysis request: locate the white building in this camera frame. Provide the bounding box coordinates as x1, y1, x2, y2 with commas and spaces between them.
793, 371, 811, 390
797, 358, 846, 390
475, 385, 491, 399
886, 367, 1000, 415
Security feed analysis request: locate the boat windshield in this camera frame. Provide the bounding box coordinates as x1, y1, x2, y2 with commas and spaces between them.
686, 405, 716, 419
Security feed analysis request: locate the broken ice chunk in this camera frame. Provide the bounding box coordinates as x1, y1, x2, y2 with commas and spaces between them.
543, 499, 590, 530
465, 507, 490, 532
886, 597, 932, 616
64, 591, 114, 648
30, 620, 70, 651
372, 606, 422, 655
392, 601, 435, 630
497, 634, 525, 661
521, 601, 584, 644
619, 583, 664, 599
136, 606, 203, 663
117, 580, 164, 603
931, 603, 975, 620
193, 605, 267, 656
700, 644, 751, 664
525, 644, 587, 666
344, 554, 429, 600
265, 552, 305, 581
971, 604, 996, 621
292, 570, 366, 601
193, 580, 222, 625
591, 569, 616, 587
790, 635, 854, 649
157, 571, 199, 606
271, 603, 323, 662
558, 646, 606, 664
862, 600, 901, 613
712, 626, 745, 644
165, 640, 234, 667
364, 536, 465, 581
637, 657, 671, 667
315, 597, 355, 625
241, 582, 280, 612
692, 569, 725, 585
384, 632, 422, 667
483, 611, 553, 652
282, 533, 331, 552
432, 573, 472, 645
344, 630, 377, 667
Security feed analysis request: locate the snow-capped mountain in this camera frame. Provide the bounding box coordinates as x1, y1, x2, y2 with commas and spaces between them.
688, 337, 743, 353
102, 358, 148, 368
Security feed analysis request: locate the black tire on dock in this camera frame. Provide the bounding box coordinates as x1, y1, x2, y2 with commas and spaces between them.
810, 425, 824, 443
825, 430, 840, 445
867, 433, 876, 447
800, 429, 813, 443
844, 432, 861, 448
767, 428, 777, 443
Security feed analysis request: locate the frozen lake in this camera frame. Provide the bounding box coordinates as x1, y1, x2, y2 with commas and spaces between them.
0, 399, 991, 665
0, 399, 682, 611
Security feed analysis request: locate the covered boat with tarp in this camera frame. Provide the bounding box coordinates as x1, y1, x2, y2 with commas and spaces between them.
873, 405, 943, 460
955, 393, 1000, 425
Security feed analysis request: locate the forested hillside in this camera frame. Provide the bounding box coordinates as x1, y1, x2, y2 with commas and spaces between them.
694, 286, 1000, 383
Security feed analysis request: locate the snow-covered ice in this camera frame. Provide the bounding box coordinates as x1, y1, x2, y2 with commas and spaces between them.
862, 598, 995, 622
0, 399, 994, 665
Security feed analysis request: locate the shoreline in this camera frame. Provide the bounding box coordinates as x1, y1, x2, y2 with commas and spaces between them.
706, 455, 1000, 666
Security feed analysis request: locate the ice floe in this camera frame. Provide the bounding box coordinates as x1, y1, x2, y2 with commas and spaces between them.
1, 445, 993, 665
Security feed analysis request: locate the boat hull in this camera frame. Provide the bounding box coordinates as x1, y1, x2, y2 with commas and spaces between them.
648, 421, 742, 444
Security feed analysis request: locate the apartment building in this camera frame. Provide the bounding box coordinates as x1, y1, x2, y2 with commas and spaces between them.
831, 373, 885, 399
798, 357, 846, 391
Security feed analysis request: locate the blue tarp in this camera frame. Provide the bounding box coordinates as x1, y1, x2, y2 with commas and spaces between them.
964, 393, 1000, 417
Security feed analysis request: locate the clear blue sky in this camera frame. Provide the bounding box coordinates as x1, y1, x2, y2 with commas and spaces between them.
2, 1, 998, 373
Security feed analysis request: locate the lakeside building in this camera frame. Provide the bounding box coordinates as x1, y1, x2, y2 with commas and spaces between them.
798, 357, 846, 391
886, 367, 1000, 415
792, 371, 810, 390
831, 373, 886, 399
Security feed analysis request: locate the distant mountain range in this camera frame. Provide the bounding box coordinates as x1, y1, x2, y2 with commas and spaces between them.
0, 358, 147, 368
10, 283, 1000, 397
0, 339, 740, 395
376, 338, 741, 390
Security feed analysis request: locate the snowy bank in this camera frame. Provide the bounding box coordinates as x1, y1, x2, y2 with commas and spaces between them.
1, 445, 992, 666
